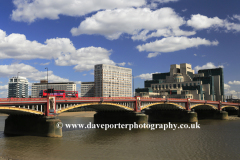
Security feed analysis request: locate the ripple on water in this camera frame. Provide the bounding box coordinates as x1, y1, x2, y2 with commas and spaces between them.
0, 116, 240, 159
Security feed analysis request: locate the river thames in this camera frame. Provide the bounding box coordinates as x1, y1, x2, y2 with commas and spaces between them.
0, 112, 240, 160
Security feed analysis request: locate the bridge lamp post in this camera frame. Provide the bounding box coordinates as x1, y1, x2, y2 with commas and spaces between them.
45, 67, 48, 92
132, 75, 134, 97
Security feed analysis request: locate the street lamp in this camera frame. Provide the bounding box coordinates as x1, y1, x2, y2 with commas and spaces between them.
45, 67, 48, 93
132, 75, 135, 97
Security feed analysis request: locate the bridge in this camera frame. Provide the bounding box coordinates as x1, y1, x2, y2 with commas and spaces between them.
0, 96, 239, 137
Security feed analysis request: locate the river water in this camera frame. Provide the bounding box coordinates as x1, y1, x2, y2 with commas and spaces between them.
0, 112, 240, 160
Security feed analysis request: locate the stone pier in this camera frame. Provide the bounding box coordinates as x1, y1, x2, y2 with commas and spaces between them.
94, 112, 148, 124
145, 110, 198, 123
195, 110, 228, 120
4, 115, 62, 137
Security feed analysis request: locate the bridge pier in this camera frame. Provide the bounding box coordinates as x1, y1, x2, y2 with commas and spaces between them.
4, 115, 62, 137
94, 112, 148, 124
195, 110, 228, 120
145, 110, 198, 123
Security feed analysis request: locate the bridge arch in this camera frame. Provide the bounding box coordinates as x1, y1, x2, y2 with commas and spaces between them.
0, 106, 43, 115
57, 102, 134, 114
191, 104, 218, 110
222, 105, 239, 110
142, 102, 185, 110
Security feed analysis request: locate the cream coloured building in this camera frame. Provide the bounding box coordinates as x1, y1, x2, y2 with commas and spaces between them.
94, 64, 132, 97
31, 80, 76, 98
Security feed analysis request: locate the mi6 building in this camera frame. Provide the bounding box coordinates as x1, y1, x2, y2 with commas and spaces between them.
136, 63, 224, 101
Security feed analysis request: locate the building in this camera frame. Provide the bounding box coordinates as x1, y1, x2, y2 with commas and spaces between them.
31, 80, 76, 98
94, 64, 132, 97
81, 82, 95, 97
8, 76, 29, 98
136, 63, 224, 101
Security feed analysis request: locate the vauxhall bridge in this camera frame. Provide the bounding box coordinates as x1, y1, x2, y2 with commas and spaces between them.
0, 96, 239, 137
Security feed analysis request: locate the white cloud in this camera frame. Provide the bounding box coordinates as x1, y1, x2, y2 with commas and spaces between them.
71, 7, 196, 41
0, 90, 8, 98
194, 54, 197, 56
182, 9, 187, 12
0, 63, 69, 82
83, 74, 87, 76
136, 72, 160, 80
0, 85, 8, 90
128, 62, 133, 66
0, 29, 115, 72
152, 0, 179, 3
55, 46, 115, 72
233, 15, 240, 21
147, 0, 179, 8
11, 0, 146, 23
137, 36, 218, 53
116, 62, 126, 66
187, 14, 224, 30
194, 62, 224, 72
187, 14, 240, 32
224, 83, 231, 90
40, 62, 50, 65
147, 52, 161, 58
228, 80, 240, 85
75, 81, 82, 84
135, 73, 154, 80
225, 90, 238, 97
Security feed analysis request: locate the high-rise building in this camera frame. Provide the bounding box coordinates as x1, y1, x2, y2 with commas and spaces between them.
81, 82, 95, 97
31, 80, 76, 98
136, 63, 224, 101
94, 64, 132, 97
8, 76, 29, 98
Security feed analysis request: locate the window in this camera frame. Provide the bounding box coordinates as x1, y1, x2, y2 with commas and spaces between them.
166, 85, 168, 89
186, 83, 188, 86
173, 84, 176, 88
178, 84, 180, 88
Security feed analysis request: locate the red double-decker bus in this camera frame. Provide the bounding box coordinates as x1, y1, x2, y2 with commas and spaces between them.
40, 89, 78, 98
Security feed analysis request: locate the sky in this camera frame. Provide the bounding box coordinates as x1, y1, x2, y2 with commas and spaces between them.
0, 0, 240, 98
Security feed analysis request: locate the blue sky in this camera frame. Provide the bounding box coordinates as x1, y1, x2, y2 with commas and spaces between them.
0, 0, 240, 98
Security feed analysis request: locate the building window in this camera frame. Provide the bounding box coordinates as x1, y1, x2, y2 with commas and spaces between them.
186, 83, 188, 86
173, 84, 176, 88
178, 84, 180, 88
166, 85, 168, 89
